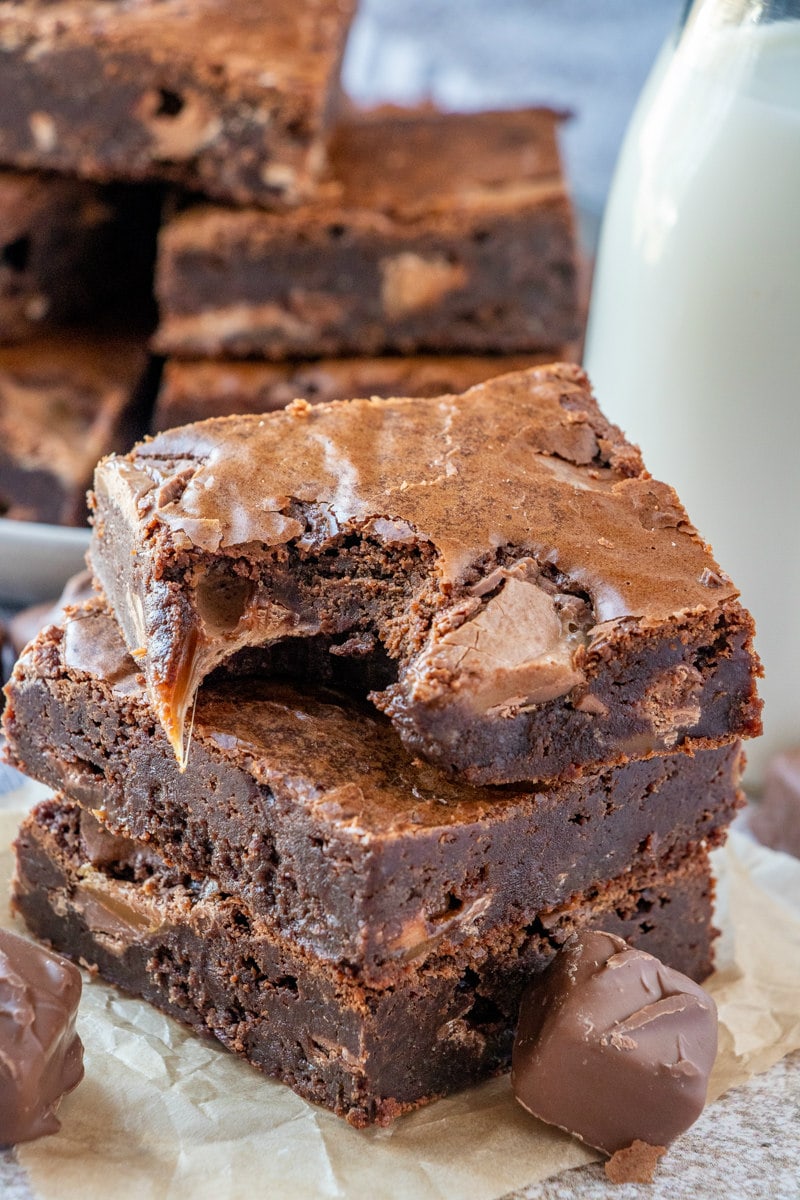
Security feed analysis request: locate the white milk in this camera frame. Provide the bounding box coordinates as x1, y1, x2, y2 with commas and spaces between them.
584, 19, 800, 782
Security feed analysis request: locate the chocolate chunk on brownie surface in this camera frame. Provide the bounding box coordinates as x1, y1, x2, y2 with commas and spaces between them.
90, 364, 761, 780
154, 107, 579, 359
14, 796, 717, 1127
0, 0, 355, 207
3, 596, 743, 981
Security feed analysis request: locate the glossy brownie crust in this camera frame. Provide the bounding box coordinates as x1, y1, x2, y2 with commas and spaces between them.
154, 108, 579, 359
152, 354, 565, 430
3, 598, 743, 982
14, 798, 717, 1127
90, 365, 762, 782
0, 0, 355, 207
0, 336, 151, 524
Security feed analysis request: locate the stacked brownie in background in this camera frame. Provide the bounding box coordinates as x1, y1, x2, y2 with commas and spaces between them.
151, 105, 581, 429
0, 0, 583, 523
5, 363, 762, 1125
0, 0, 357, 523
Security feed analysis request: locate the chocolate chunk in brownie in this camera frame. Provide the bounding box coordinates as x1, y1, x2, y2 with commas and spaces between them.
14, 796, 717, 1127
0, 0, 355, 207
90, 364, 762, 780
154, 107, 580, 359
152, 354, 570, 430
0, 172, 160, 344
3, 596, 743, 982
0, 336, 155, 525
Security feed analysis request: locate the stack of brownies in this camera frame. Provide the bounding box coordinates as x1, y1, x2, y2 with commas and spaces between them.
5, 363, 762, 1125
0, 0, 359, 523
0, 0, 582, 525
150, 103, 581, 430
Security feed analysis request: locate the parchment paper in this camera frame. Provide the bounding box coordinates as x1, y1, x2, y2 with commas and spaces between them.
2, 787, 798, 1200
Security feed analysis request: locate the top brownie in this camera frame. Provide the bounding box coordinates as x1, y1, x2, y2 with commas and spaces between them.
90, 364, 762, 782
0, 0, 355, 207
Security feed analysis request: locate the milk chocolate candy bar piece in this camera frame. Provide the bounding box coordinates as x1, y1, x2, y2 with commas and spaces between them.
154, 107, 580, 360
90, 364, 761, 781
511, 930, 718, 1155
0, 0, 356, 207
0, 926, 84, 1146
750, 749, 800, 859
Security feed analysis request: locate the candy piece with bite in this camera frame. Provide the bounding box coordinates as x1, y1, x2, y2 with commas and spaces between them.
0, 926, 84, 1145
511, 929, 717, 1158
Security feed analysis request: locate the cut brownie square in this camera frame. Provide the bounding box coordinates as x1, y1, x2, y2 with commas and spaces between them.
0, 173, 159, 343
14, 796, 717, 1127
3, 596, 743, 983
153, 107, 580, 359
89, 364, 762, 781
152, 353, 567, 430
0, 335, 153, 525
0, 0, 356, 207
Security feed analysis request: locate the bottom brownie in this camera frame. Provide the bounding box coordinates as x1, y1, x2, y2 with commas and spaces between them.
14, 798, 716, 1128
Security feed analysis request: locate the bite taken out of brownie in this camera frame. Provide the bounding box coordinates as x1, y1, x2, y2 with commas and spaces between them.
89, 364, 762, 782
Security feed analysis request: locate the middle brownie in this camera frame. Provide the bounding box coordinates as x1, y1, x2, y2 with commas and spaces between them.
4, 597, 743, 985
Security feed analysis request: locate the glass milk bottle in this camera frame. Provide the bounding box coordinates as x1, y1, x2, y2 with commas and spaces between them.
584, 0, 800, 783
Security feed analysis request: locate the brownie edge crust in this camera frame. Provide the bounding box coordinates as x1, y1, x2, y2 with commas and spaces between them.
14, 798, 717, 1128
90, 364, 762, 780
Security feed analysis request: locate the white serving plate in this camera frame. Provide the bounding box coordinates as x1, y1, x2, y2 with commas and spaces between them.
0, 517, 91, 606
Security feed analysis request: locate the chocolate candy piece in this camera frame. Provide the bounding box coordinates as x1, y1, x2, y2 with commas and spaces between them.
751, 749, 800, 859
0, 926, 84, 1145
511, 930, 717, 1155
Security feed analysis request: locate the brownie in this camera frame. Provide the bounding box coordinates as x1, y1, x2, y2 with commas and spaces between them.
7, 570, 93, 660
0, 0, 355, 208
0, 172, 160, 344
3, 596, 743, 982
0, 335, 155, 526
152, 354, 570, 430
89, 364, 762, 781
153, 107, 580, 359
14, 797, 717, 1127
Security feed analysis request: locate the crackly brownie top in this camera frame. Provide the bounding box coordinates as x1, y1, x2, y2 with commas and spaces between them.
0, 0, 355, 97
22, 598, 556, 835
95, 364, 736, 625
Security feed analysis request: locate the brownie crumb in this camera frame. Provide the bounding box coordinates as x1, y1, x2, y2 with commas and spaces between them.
605, 1140, 667, 1184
